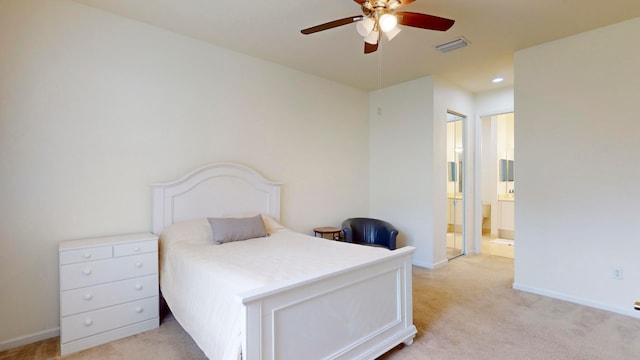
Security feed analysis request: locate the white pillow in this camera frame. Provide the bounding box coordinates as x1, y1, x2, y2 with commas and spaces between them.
159, 218, 212, 247
261, 214, 286, 234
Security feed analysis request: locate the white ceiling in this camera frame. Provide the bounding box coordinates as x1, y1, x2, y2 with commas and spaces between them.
74, 0, 640, 93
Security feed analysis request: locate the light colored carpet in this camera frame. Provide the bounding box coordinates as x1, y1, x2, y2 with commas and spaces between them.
0, 314, 207, 360
2, 254, 639, 359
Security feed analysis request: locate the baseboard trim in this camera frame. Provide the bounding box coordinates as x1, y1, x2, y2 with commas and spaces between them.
513, 282, 640, 319
412, 258, 448, 270
412, 259, 433, 269
0, 327, 59, 352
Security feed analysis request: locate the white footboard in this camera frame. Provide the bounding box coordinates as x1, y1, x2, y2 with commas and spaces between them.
239, 246, 416, 360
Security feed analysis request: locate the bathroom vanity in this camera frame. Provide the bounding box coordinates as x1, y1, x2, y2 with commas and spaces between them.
498, 197, 514, 239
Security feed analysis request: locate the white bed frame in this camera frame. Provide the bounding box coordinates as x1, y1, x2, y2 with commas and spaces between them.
152, 162, 416, 359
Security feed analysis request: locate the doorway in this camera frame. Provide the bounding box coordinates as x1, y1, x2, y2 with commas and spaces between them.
446, 111, 466, 260
478, 112, 514, 258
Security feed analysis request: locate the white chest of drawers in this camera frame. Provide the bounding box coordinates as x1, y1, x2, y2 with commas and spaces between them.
59, 233, 159, 355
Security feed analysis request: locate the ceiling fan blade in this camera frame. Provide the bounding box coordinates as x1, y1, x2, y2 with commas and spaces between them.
396, 12, 455, 31
364, 28, 380, 54
301, 15, 364, 34
364, 41, 378, 54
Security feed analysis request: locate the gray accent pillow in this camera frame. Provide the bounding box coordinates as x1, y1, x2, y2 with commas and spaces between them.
208, 214, 268, 245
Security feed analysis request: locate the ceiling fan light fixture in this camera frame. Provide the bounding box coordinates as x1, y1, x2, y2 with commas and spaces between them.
356, 17, 375, 37
364, 30, 379, 45
388, 0, 402, 10
379, 13, 398, 33
384, 26, 401, 41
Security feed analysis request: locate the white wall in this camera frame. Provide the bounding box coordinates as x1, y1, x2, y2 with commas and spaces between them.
475, 87, 514, 116
369, 77, 435, 267
0, 0, 370, 347
369, 76, 473, 268
513, 17, 640, 318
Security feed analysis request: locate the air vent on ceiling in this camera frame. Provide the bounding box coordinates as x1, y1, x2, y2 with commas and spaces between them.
435, 37, 470, 53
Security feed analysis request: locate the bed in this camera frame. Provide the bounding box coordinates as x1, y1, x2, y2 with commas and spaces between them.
152, 162, 416, 360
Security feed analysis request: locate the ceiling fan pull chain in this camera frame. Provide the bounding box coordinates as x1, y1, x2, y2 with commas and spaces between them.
377, 49, 382, 90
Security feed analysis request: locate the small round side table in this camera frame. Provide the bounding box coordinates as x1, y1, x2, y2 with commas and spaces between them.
313, 227, 342, 241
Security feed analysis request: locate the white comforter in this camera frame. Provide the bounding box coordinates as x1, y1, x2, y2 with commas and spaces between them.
159, 218, 391, 360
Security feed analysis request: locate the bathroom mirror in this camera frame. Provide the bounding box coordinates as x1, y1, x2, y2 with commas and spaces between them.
448, 161, 457, 182
497, 113, 515, 195
499, 159, 514, 181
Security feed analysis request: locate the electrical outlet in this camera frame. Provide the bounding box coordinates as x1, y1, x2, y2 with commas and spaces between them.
612, 267, 624, 280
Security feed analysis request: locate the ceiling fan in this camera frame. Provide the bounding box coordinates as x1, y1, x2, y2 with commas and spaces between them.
301, 0, 455, 54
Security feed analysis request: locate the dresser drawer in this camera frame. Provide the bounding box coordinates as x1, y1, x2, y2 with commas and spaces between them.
59, 246, 112, 265
114, 239, 156, 257
60, 275, 158, 316
61, 296, 158, 343
60, 253, 157, 290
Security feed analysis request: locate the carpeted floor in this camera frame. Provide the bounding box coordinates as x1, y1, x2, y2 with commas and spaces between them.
2, 254, 639, 359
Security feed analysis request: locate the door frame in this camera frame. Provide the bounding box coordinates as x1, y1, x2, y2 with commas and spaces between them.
446, 110, 467, 259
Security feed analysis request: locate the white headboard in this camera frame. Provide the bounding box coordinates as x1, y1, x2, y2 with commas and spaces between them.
151, 162, 282, 235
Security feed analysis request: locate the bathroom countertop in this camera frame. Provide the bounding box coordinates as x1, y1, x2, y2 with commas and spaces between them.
498, 194, 515, 201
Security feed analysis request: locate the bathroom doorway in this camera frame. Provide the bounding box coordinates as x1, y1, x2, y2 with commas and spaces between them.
478, 112, 514, 258
446, 111, 466, 260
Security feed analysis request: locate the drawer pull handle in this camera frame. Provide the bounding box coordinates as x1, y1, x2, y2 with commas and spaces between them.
83, 293, 93, 301
83, 252, 92, 259
84, 319, 93, 326
83, 268, 92, 275
135, 262, 143, 268
133, 247, 141, 252
135, 284, 143, 291
135, 306, 144, 313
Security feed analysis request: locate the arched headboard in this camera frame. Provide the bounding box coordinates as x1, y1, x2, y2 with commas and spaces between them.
151, 162, 282, 235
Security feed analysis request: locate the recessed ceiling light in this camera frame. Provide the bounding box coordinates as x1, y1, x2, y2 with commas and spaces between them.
492, 77, 504, 83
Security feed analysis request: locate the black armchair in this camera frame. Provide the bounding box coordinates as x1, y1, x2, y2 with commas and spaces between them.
341, 218, 398, 250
